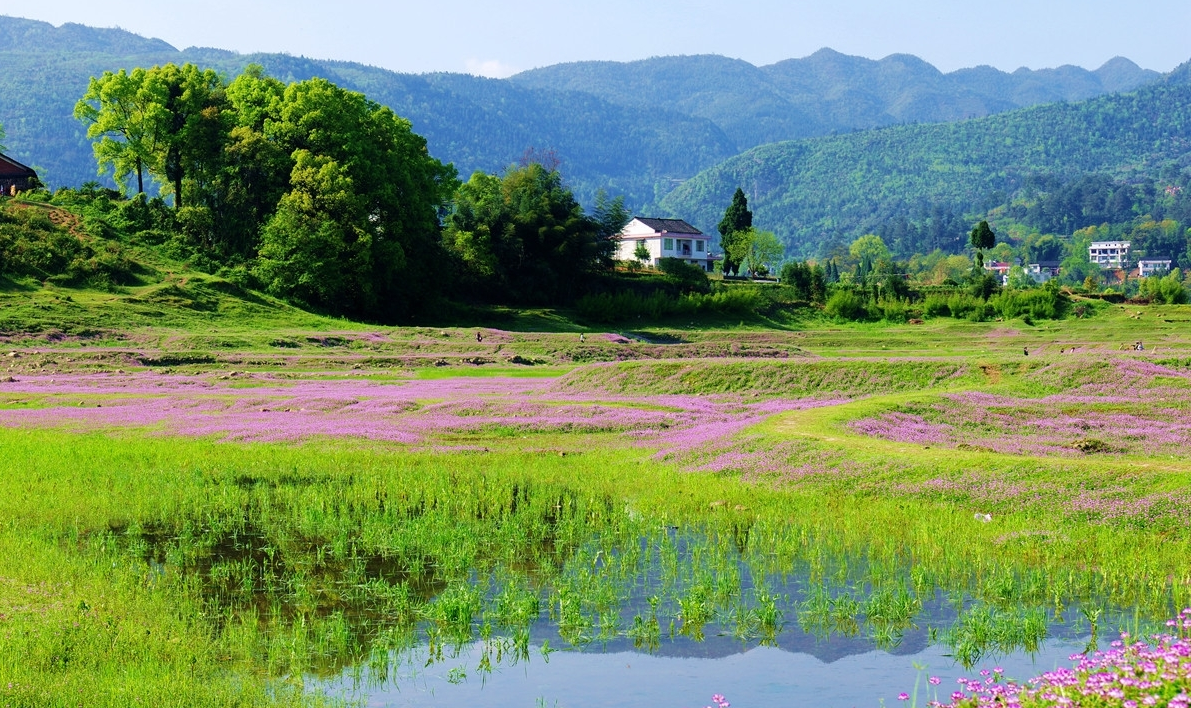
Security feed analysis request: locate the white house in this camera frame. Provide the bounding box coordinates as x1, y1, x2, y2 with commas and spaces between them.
615, 217, 720, 272
1138, 259, 1173, 278
1088, 241, 1130, 268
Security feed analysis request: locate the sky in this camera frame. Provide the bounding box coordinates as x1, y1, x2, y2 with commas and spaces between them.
2, 0, 1189, 78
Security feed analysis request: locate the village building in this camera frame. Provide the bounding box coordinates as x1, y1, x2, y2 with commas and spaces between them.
1025, 260, 1062, 284
1088, 240, 1131, 268
1138, 259, 1173, 278
984, 261, 1012, 278
0, 153, 38, 196
615, 217, 720, 272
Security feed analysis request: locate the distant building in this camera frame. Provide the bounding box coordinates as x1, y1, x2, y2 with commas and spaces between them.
0, 153, 38, 196
1025, 261, 1061, 284
616, 217, 720, 272
1138, 259, 1173, 278
1088, 241, 1130, 268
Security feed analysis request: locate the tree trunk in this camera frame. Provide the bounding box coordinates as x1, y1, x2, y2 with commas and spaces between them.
136, 157, 144, 195
174, 175, 183, 210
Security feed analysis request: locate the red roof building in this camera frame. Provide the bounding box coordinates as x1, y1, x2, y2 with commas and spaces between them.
0, 153, 39, 195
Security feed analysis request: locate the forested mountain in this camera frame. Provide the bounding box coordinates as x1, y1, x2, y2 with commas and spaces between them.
0, 16, 734, 208
0, 15, 1166, 213
661, 70, 1191, 257
511, 50, 1160, 152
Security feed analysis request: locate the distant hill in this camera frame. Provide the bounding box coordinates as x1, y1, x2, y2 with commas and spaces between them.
511, 50, 1160, 152
660, 69, 1191, 257
0, 15, 1172, 215
0, 16, 734, 208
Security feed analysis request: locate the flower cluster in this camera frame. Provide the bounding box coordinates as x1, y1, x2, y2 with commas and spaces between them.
923, 609, 1191, 708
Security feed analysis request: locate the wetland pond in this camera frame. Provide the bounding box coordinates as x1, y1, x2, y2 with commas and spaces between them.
146, 521, 1139, 708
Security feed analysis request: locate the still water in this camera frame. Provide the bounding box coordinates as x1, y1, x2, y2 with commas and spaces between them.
326, 636, 1089, 708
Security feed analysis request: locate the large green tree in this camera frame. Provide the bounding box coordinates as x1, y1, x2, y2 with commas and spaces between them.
254, 77, 457, 317
726, 227, 784, 277
74, 63, 227, 207
443, 163, 605, 303
717, 187, 752, 276
74, 63, 457, 319
73, 68, 169, 195
156, 64, 228, 210
591, 189, 631, 269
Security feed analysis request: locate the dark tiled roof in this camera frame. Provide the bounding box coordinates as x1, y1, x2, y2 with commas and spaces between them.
635, 217, 703, 235
0, 153, 36, 178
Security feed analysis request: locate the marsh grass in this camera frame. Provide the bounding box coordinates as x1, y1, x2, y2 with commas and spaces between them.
1, 417, 1188, 706
2, 304, 1191, 705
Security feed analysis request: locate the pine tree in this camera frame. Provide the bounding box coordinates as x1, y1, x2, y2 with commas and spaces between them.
717, 187, 752, 276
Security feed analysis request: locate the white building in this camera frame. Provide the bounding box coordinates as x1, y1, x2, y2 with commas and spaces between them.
1088, 241, 1130, 268
1138, 259, 1173, 278
1024, 263, 1059, 284
616, 217, 720, 272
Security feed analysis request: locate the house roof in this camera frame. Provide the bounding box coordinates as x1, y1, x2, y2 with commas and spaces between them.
0, 153, 37, 178
633, 217, 703, 235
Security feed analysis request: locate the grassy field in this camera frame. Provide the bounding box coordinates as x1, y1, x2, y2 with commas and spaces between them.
1, 278, 1189, 707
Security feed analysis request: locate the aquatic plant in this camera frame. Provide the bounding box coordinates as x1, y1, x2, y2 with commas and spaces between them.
927, 609, 1191, 708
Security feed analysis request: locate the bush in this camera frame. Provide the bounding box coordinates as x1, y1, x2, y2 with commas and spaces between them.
946, 293, 988, 320
923, 294, 951, 317
824, 289, 868, 320
1138, 270, 1188, 305
878, 298, 911, 322
990, 286, 1070, 320
0, 203, 135, 287
657, 257, 711, 293
574, 286, 759, 323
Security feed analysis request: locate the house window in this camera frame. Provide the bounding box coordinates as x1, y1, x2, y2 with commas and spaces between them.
663, 238, 674, 251
636, 239, 647, 249
695, 240, 704, 253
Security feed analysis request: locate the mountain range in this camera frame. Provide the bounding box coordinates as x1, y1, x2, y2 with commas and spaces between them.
0, 15, 1167, 214
661, 71, 1191, 256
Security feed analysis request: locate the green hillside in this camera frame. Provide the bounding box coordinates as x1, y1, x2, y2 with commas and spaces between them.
661, 73, 1191, 256
0, 17, 734, 209
0, 16, 1169, 214
511, 49, 1160, 152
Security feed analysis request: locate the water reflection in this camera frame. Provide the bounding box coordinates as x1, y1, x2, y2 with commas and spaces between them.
323, 637, 1092, 708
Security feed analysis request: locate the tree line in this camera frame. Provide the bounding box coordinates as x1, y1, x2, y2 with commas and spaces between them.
70, 63, 630, 320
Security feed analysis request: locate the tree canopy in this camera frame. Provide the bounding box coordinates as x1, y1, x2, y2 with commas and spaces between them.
443, 163, 613, 304
73, 63, 458, 320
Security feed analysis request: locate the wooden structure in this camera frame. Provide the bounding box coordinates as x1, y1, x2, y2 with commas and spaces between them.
0, 153, 39, 196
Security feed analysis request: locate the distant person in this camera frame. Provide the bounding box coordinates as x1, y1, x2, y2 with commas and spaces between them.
476, 331, 483, 343
1023, 347, 1028, 356
579, 333, 585, 343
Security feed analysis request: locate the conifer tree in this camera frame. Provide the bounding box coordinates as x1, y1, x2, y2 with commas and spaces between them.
717, 187, 752, 276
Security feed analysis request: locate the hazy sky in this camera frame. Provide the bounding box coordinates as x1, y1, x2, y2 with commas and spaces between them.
3, 0, 1189, 78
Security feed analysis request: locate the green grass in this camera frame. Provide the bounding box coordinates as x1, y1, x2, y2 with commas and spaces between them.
3, 264, 1191, 706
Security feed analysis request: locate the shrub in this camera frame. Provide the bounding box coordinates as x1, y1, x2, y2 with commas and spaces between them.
657, 257, 711, 293
1139, 270, 1189, 305
824, 289, 868, 320
946, 293, 988, 320
990, 286, 1070, 320
923, 294, 951, 318
574, 286, 759, 323
879, 298, 911, 322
